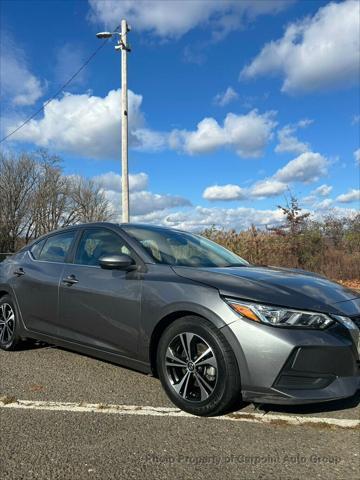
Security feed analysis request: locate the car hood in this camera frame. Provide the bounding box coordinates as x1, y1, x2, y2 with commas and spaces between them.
172, 265, 360, 316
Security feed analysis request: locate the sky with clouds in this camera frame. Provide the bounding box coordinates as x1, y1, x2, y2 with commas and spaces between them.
0, 0, 359, 231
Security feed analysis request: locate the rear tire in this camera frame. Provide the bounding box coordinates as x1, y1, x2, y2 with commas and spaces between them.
0, 295, 22, 351
157, 316, 241, 416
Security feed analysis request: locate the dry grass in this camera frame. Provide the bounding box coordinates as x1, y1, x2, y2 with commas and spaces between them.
202, 216, 360, 281
337, 280, 360, 291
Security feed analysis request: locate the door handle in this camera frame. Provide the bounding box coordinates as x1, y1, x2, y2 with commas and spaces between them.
14, 268, 25, 277
62, 275, 79, 286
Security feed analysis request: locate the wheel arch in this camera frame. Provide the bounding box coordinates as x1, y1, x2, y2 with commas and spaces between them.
0, 288, 10, 299
0, 286, 28, 338
149, 306, 226, 377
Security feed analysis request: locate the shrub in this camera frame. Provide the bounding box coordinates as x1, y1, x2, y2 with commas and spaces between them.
202, 213, 360, 281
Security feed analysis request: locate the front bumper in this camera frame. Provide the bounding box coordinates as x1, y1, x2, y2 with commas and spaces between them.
221, 318, 360, 405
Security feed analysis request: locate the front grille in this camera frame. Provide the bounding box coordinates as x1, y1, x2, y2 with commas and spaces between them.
350, 315, 360, 329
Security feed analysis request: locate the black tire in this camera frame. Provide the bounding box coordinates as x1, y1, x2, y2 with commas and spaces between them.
0, 295, 22, 351
157, 316, 241, 416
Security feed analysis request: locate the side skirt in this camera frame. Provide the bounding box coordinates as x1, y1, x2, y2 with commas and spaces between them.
23, 329, 152, 375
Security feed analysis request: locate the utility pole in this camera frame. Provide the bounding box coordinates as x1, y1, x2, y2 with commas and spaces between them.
120, 19, 130, 223
96, 20, 131, 223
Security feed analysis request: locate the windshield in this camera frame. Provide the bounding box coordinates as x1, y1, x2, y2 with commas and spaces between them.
123, 225, 249, 268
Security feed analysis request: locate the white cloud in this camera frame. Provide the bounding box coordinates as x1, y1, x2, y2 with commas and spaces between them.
250, 179, 288, 198
7, 89, 163, 159
202, 151, 330, 201
275, 125, 309, 154
170, 118, 224, 154
241, 0, 360, 93
94, 172, 149, 192
170, 110, 277, 158
104, 189, 191, 217
214, 87, 238, 107
297, 119, 313, 128
130, 191, 191, 216
275, 119, 312, 154
94, 170, 191, 218
8, 88, 275, 160
182, 44, 207, 65
313, 184, 333, 196
302, 195, 334, 210
354, 148, 360, 164
352, 115, 360, 125
315, 198, 333, 210
88, 0, 292, 39
274, 152, 328, 184
132, 205, 285, 232
301, 195, 316, 206
132, 204, 360, 231
312, 206, 359, 221
131, 128, 167, 152
203, 184, 245, 201
0, 33, 44, 106
301, 188, 333, 207
248, 151, 329, 199
336, 189, 360, 203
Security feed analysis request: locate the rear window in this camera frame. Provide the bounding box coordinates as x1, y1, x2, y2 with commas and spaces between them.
30, 239, 46, 260
38, 231, 76, 263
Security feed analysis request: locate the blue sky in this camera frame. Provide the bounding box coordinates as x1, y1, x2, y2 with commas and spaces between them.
1, 0, 359, 230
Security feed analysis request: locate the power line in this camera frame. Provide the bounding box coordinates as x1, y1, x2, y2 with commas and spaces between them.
0, 35, 115, 145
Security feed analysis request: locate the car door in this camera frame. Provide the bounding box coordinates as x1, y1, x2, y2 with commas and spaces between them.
58, 227, 142, 358
10, 230, 77, 335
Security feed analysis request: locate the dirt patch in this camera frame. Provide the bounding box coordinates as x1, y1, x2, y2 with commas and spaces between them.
0, 395, 17, 405
226, 412, 360, 430
29, 384, 45, 392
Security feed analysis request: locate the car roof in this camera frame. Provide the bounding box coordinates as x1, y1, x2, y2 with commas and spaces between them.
29, 222, 189, 244
120, 223, 187, 234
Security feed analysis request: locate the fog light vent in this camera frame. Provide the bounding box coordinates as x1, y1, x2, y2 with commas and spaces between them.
275, 374, 335, 390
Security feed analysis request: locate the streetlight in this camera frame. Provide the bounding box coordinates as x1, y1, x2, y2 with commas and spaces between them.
95, 32, 114, 39
96, 20, 131, 223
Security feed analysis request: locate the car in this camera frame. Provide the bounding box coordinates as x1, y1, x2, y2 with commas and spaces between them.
0, 222, 359, 416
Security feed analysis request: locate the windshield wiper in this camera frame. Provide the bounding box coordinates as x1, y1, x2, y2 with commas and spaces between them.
223, 263, 249, 267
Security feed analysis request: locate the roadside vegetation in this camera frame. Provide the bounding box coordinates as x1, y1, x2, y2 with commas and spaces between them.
1, 150, 359, 283
202, 197, 360, 282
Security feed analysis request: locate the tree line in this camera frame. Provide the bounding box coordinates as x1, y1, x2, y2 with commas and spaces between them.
0, 150, 112, 252
1, 150, 359, 281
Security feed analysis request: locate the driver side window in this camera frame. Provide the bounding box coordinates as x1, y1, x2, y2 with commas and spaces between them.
75, 229, 131, 266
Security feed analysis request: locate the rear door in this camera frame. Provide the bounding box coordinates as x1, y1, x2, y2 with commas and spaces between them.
58, 227, 142, 358
11, 230, 77, 335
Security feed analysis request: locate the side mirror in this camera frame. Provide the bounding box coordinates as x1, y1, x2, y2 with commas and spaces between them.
99, 254, 135, 270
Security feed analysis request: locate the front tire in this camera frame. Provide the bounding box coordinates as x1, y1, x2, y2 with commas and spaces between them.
0, 295, 22, 351
157, 316, 241, 416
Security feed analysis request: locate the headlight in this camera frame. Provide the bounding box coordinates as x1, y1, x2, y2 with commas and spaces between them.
332, 315, 358, 330
225, 298, 334, 329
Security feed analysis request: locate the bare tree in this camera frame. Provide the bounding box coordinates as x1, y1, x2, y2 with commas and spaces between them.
68, 176, 113, 223
269, 194, 310, 236
0, 149, 113, 251
27, 151, 75, 240
268, 194, 311, 268
0, 151, 37, 252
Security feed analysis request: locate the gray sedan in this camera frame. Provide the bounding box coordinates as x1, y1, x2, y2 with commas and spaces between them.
0, 222, 359, 416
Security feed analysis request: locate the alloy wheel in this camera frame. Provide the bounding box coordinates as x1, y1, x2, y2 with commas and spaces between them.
0, 303, 15, 344
165, 332, 218, 402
